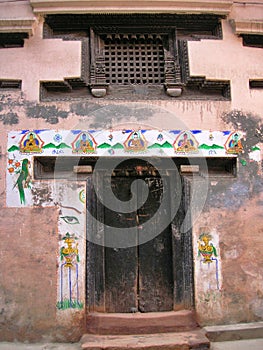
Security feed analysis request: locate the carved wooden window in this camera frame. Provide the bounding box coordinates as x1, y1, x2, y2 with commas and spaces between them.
90, 27, 182, 97
42, 14, 230, 100
102, 34, 165, 85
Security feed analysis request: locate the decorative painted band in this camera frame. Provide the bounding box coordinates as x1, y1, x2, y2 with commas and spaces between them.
7, 128, 256, 158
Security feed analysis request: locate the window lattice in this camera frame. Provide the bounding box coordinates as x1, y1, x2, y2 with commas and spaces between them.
103, 34, 165, 85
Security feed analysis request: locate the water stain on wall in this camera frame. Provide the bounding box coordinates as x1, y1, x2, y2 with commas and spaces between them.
26, 105, 69, 124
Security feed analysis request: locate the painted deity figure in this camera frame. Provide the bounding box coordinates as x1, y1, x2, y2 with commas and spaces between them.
77, 133, 94, 153
227, 132, 243, 154
22, 133, 42, 152
58, 232, 82, 310
127, 132, 145, 151
177, 132, 196, 152
198, 232, 217, 263
60, 232, 79, 268
75, 133, 95, 153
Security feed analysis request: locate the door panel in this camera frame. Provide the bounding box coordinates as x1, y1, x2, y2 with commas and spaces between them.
104, 177, 138, 312
138, 177, 174, 312
104, 175, 173, 313
87, 166, 194, 313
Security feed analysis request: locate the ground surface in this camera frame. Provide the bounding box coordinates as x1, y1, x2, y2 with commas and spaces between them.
1, 339, 263, 349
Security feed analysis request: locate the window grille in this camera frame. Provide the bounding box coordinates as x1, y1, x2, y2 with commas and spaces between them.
102, 34, 165, 85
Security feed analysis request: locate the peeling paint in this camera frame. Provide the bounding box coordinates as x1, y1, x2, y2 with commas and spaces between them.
0, 112, 19, 125
26, 105, 69, 124
222, 110, 263, 156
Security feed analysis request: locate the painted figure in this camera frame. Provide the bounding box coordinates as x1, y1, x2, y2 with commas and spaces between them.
198, 232, 218, 263
60, 232, 80, 267
225, 132, 243, 154
57, 232, 83, 310
13, 158, 31, 204
72, 132, 96, 153
174, 131, 198, 153
124, 131, 147, 151
21, 132, 42, 153
178, 133, 196, 151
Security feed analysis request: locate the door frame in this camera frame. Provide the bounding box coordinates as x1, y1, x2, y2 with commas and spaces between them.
86, 164, 194, 313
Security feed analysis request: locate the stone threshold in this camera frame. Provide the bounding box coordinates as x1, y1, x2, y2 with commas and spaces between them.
204, 321, 263, 342
81, 329, 210, 350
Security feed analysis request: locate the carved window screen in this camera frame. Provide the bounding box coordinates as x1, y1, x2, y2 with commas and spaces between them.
102, 34, 166, 85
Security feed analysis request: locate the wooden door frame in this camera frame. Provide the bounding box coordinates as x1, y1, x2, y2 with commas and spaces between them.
86, 167, 194, 313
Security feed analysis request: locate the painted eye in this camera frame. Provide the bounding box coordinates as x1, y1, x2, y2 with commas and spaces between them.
61, 216, 80, 225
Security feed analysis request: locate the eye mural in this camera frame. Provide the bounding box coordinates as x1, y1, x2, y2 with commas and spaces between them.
57, 203, 84, 310
61, 216, 80, 225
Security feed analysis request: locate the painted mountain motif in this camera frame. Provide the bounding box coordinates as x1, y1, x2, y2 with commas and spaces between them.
43, 142, 71, 149
8, 145, 20, 152
112, 143, 124, 149
148, 141, 173, 149
98, 143, 111, 149
198, 144, 224, 150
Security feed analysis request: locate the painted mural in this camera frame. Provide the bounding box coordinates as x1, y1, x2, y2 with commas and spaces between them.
6, 128, 261, 206
7, 128, 249, 160
197, 228, 220, 291
8, 156, 32, 205
224, 131, 243, 154
174, 131, 199, 153
198, 231, 218, 263
56, 186, 86, 311
19, 131, 44, 153
124, 130, 147, 152
72, 131, 97, 154
4, 128, 261, 315
57, 232, 83, 310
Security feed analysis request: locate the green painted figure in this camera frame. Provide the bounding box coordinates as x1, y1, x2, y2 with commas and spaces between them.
13, 158, 30, 204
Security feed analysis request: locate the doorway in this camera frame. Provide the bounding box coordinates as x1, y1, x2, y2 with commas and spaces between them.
86, 158, 194, 313
104, 175, 173, 313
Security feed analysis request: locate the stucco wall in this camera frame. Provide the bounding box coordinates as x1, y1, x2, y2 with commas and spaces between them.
0, 9, 262, 342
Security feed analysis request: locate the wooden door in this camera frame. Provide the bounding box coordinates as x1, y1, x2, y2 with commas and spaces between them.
104, 175, 173, 313
137, 177, 173, 312
104, 176, 138, 312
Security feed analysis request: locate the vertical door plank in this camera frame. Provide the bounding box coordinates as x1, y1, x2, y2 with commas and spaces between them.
138, 177, 174, 312
86, 175, 106, 312
104, 177, 138, 313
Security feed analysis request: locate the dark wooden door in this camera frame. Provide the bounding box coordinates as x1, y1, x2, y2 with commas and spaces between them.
104, 175, 173, 313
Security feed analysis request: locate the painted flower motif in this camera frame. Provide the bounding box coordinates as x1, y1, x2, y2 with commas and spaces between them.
8, 158, 22, 174
54, 133, 62, 143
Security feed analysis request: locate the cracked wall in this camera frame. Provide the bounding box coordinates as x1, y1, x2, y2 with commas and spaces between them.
0, 12, 262, 342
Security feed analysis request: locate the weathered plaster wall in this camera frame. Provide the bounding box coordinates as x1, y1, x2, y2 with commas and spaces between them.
193, 110, 263, 325
0, 207, 85, 342
0, 7, 262, 343
195, 195, 263, 325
